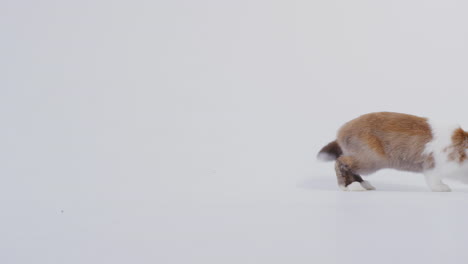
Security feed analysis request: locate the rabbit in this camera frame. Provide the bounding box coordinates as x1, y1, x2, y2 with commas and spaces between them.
317, 112, 468, 192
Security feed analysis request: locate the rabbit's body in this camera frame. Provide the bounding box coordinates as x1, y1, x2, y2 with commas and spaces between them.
318, 112, 468, 192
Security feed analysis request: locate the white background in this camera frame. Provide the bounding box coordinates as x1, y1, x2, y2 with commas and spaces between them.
2, 0, 468, 263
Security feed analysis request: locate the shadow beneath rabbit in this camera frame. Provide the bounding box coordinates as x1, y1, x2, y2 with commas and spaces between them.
297, 177, 430, 192
298, 176, 468, 193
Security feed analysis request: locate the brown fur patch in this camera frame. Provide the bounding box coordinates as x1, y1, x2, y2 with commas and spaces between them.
365, 136, 386, 157
336, 112, 433, 174
448, 128, 468, 163
338, 156, 359, 171
425, 153, 435, 170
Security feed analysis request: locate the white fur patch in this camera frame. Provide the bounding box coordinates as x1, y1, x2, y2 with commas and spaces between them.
317, 152, 335, 162
361, 180, 376, 190
345, 182, 367, 191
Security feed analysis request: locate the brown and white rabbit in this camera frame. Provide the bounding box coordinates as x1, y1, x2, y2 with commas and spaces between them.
317, 112, 468, 192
